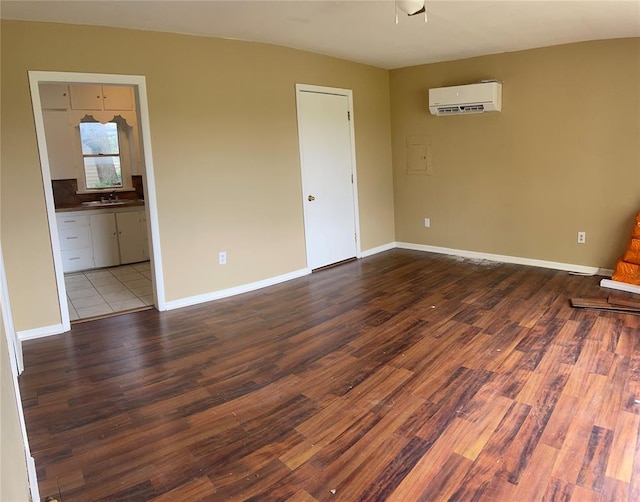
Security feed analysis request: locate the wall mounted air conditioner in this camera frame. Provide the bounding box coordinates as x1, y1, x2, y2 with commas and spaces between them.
428, 81, 502, 116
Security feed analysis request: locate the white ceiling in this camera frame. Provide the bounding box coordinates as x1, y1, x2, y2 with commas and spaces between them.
2, 0, 639, 69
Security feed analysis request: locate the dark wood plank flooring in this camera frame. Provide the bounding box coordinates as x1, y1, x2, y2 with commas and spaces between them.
19, 250, 640, 501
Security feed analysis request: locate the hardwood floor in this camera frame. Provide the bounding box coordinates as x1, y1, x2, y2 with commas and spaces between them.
19, 249, 640, 501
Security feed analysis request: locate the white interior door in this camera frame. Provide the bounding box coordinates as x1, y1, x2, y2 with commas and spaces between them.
296, 86, 358, 270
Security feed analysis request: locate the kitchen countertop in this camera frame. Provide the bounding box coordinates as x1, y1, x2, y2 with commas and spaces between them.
55, 199, 145, 213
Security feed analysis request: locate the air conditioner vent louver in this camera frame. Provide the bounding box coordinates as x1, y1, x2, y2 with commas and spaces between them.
461, 104, 485, 113
437, 106, 462, 115
429, 82, 502, 116
436, 104, 485, 115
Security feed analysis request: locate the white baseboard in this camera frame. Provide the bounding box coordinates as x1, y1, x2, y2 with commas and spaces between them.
21, 246, 612, 340
396, 242, 609, 276
17, 323, 66, 341
27, 455, 39, 502
165, 268, 310, 310
600, 279, 640, 294
360, 242, 397, 258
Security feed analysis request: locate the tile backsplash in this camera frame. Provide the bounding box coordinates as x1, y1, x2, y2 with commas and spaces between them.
52, 176, 145, 208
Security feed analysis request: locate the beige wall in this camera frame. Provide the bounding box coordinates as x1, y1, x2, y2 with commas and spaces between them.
1, 323, 31, 502
4, 20, 636, 335
1, 20, 394, 330
390, 38, 640, 268
0, 67, 32, 497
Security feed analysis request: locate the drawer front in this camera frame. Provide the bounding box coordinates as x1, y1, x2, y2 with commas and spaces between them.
59, 226, 92, 250
56, 214, 90, 228
61, 248, 94, 272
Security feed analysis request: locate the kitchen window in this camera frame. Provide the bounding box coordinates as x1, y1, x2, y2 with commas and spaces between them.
79, 121, 122, 189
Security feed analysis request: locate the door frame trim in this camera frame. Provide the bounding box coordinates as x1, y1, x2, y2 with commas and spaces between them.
28, 71, 166, 333
294, 83, 362, 269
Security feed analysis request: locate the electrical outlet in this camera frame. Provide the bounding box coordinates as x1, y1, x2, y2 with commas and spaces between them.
424, 218, 431, 228
577, 232, 586, 244
219, 251, 227, 265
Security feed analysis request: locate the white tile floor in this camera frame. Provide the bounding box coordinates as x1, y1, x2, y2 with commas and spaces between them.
65, 261, 154, 321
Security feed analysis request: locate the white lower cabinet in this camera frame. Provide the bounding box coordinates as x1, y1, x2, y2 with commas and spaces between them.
116, 211, 147, 264
57, 214, 94, 272
90, 213, 120, 268
57, 207, 148, 272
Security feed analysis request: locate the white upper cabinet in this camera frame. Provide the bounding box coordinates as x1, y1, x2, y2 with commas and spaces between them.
69, 85, 102, 110
103, 86, 135, 111
70, 85, 135, 111
42, 110, 78, 179
39, 84, 71, 110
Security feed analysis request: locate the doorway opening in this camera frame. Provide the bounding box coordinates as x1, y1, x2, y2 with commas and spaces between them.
28, 71, 166, 329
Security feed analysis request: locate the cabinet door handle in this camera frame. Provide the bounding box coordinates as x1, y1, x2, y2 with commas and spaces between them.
69, 257, 80, 261
66, 236, 77, 240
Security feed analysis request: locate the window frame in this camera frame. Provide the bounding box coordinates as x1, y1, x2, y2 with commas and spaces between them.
79, 121, 123, 190
75, 116, 134, 193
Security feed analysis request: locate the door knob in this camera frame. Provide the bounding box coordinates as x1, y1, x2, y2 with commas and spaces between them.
308, 195, 315, 201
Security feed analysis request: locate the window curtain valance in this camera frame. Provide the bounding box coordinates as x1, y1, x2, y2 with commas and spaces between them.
70, 111, 137, 128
